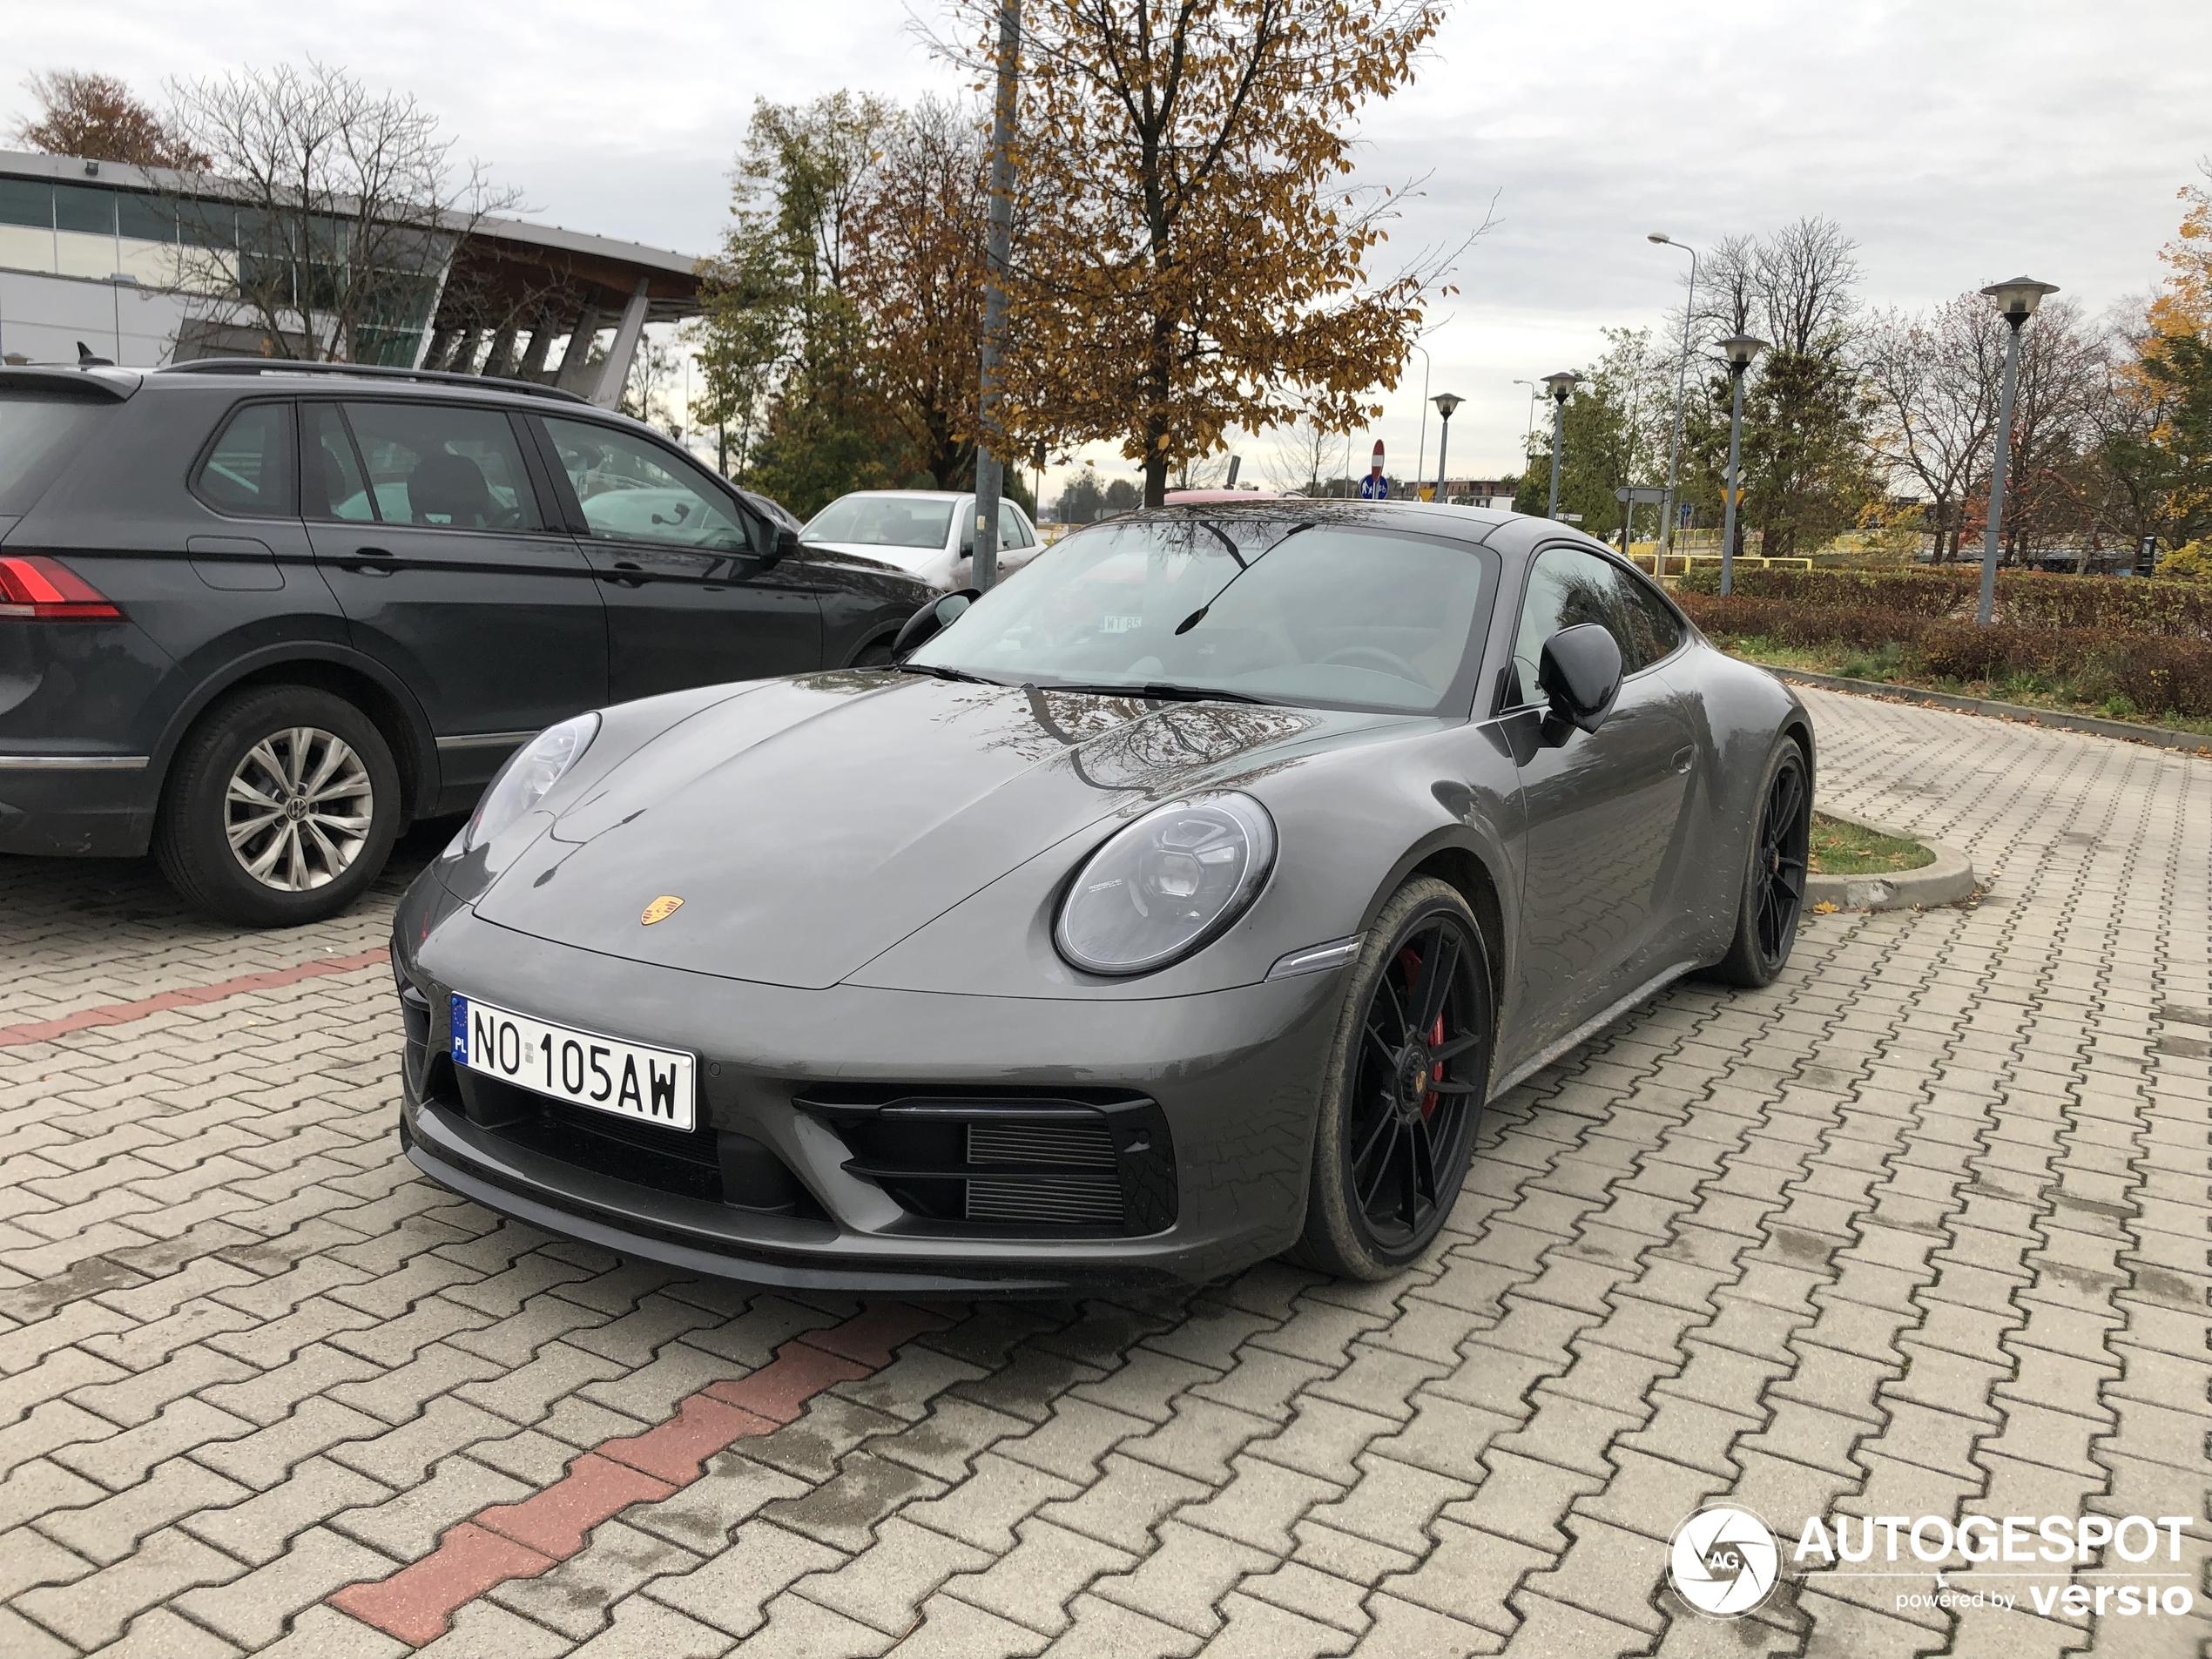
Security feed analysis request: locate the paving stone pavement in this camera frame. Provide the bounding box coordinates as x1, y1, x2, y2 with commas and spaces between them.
1, 687, 2206, 1658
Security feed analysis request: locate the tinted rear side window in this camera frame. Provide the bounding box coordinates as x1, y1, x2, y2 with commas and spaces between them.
0, 392, 115, 514
193, 401, 299, 517
344, 402, 542, 531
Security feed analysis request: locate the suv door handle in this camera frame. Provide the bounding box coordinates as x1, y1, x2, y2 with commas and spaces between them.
344, 546, 395, 575
601, 560, 648, 589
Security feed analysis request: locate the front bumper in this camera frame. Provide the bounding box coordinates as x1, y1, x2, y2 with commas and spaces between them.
394, 874, 1345, 1293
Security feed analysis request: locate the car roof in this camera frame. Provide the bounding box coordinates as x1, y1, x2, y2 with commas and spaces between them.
0, 360, 698, 451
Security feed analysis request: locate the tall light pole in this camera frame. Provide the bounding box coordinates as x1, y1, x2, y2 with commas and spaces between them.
1975, 276, 2060, 624
970, 0, 1021, 591
1409, 342, 1432, 498
1542, 372, 1579, 521
1432, 392, 1463, 503
1512, 378, 1540, 491
1648, 233, 1698, 568
1716, 335, 1765, 596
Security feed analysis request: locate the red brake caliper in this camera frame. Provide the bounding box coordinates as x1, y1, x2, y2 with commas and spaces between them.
1396, 948, 1448, 1120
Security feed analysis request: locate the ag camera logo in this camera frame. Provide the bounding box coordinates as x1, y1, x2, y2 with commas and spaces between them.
1669, 1504, 1781, 1618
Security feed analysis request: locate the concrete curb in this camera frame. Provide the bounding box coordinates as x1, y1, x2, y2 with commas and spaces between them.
1806, 811, 1977, 912
1769, 668, 2212, 757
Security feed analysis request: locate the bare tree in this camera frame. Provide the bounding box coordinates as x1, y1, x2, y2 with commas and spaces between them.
1865, 293, 2005, 559
1267, 413, 1340, 494
2000, 297, 2108, 563
1684, 219, 1859, 363
1689, 234, 1760, 351
1757, 215, 1861, 355
160, 62, 519, 363
622, 330, 683, 434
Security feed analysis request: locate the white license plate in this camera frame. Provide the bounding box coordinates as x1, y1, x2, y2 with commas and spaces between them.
451, 995, 696, 1132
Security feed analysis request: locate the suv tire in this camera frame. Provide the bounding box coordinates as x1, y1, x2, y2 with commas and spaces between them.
155, 685, 401, 927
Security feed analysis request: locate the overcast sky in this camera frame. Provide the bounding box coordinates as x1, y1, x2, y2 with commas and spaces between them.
14, 0, 2209, 489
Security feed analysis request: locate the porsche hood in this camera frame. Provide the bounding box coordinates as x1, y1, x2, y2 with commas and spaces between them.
474, 672, 1395, 990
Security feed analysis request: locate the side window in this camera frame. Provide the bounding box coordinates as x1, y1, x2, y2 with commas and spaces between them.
1001, 506, 1035, 550
193, 402, 297, 518
341, 402, 543, 531
1513, 547, 1628, 703
302, 405, 374, 521
541, 417, 750, 551
1619, 574, 1683, 664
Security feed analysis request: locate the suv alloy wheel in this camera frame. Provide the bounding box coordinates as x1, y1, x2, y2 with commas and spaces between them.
156, 685, 401, 926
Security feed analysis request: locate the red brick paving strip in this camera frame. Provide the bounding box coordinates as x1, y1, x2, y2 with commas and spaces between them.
0, 946, 393, 1049
330, 1301, 954, 1646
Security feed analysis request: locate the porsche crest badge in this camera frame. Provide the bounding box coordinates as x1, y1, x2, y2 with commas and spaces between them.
640, 895, 685, 926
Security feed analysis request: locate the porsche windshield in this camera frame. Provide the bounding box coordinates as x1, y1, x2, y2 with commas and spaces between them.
909, 516, 1488, 714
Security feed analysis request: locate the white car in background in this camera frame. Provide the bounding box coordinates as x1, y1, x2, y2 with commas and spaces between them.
799, 489, 1044, 594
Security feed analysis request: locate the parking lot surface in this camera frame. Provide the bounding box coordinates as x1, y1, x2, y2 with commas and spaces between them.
1, 686, 2206, 1658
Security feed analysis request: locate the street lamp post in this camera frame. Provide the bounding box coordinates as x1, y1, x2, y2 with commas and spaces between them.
1716, 334, 1765, 597
1648, 233, 1699, 569
1541, 372, 1579, 521
1409, 343, 1432, 499
1975, 276, 2060, 624
1511, 376, 1540, 442
1432, 392, 1463, 503
970, 0, 1022, 591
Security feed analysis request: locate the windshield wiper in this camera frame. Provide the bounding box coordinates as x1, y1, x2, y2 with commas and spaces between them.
1040, 680, 1282, 706
894, 662, 1003, 686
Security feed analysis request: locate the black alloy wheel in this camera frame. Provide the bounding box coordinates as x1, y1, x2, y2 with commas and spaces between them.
1295, 878, 1494, 1278
1708, 738, 1811, 988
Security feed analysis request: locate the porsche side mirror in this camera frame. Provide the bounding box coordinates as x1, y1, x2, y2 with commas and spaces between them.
1536, 623, 1622, 738
894, 588, 981, 658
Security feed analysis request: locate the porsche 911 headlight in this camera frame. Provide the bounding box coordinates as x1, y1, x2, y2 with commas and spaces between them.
1055, 792, 1276, 976
464, 713, 599, 851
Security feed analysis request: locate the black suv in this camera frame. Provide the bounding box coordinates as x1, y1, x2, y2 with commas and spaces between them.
0, 361, 935, 925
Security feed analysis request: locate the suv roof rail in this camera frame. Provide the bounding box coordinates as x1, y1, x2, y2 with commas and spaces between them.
155, 359, 590, 404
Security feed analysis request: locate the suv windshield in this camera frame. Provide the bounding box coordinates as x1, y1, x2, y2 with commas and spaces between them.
0, 392, 114, 514
910, 516, 1490, 714
802, 495, 954, 550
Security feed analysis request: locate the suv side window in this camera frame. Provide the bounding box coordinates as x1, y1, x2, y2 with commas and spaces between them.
193, 402, 297, 518
541, 417, 752, 551
341, 401, 543, 531
302, 404, 374, 521
1510, 545, 1671, 704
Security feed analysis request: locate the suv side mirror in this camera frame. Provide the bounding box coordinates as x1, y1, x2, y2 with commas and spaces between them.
1536, 623, 1622, 738
893, 588, 981, 658
765, 525, 799, 565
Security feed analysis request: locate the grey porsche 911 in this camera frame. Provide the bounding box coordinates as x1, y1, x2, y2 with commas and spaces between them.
390, 501, 1813, 1292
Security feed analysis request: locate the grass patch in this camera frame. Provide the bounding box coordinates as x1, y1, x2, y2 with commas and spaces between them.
1716, 639, 2212, 740
1808, 813, 1933, 876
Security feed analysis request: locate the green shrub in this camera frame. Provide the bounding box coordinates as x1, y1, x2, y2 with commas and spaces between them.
1672, 565, 2212, 640
1678, 592, 2212, 719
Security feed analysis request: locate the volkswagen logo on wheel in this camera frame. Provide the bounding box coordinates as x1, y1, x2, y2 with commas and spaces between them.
1669, 1504, 1780, 1618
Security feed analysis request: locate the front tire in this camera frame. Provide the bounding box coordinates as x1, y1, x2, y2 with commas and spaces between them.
155, 685, 401, 927
1705, 737, 1811, 988
1292, 877, 1495, 1279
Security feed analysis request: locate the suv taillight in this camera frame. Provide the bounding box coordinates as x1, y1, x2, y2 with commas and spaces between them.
0, 556, 121, 620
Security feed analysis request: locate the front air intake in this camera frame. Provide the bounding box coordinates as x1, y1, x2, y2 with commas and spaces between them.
792, 1086, 1177, 1237
965, 1120, 1123, 1224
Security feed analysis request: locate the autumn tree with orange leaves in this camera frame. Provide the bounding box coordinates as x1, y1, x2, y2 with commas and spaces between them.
951, 0, 1464, 508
